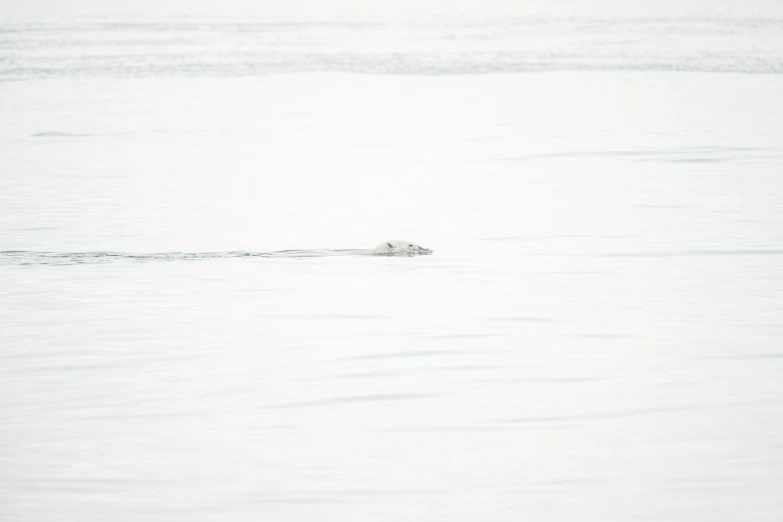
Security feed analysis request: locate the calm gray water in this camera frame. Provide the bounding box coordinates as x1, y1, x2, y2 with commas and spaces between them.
2, 6, 783, 521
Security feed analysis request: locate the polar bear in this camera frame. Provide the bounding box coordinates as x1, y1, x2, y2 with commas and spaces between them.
368, 240, 432, 256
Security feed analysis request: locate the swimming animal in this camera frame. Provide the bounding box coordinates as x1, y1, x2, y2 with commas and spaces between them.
0, 240, 433, 266
368, 240, 432, 256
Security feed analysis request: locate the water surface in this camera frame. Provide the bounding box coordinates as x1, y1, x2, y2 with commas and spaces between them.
2, 8, 783, 522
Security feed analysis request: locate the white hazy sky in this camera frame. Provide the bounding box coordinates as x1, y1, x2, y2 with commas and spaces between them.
2, 0, 781, 23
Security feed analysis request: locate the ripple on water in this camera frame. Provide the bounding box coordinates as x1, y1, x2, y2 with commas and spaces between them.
0, 248, 432, 266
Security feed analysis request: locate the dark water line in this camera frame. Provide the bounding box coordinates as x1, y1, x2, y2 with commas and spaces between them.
0, 248, 434, 266
528, 249, 783, 258
0, 249, 359, 266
